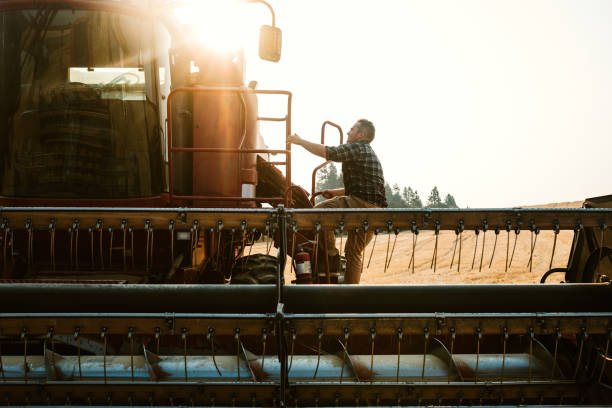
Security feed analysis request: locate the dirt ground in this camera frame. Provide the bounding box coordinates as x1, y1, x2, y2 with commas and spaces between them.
254, 201, 582, 284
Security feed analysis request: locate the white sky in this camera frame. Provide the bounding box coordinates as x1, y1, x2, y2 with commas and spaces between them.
240, 0, 612, 207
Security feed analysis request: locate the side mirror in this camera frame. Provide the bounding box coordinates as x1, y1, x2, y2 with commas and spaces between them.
259, 25, 282, 62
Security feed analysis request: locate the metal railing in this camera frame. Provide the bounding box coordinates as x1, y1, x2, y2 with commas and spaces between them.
166, 87, 292, 206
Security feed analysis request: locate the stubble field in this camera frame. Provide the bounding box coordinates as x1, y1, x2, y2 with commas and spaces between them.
255, 201, 582, 284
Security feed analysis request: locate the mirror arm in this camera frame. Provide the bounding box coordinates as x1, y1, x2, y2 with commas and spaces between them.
247, 0, 276, 27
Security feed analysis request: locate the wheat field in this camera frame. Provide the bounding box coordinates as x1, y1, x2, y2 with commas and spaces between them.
257, 201, 582, 284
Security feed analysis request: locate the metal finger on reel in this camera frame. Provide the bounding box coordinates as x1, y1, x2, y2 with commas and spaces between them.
129, 226, 135, 269
574, 327, 588, 380
261, 328, 268, 372
88, 226, 94, 269
385, 227, 400, 272
474, 327, 482, 383
421, 327, 429, 381
215, 220, 223, 267
431, 220, 440, 272
448, 327, 455, 384
549, 221, 560, 270
370, 327, 376, 383
25, 219, 33, 272
101, 327, 108, 384
48, 218, 56, 272
366, 228, 379, 269
182, 328, 189, 380
488, 227, 500, 268
450, 227, 459, 270
74, 327, 82, 379
237, 219, 248, 263
96, 218, 104, 270
505, 221, 511, 272
527, 226, 540, 273
128, 327, 135, 381
206, 327, 222, 376
478, 220, 488, 272
46, 327, 55, 371
313, 328, 323, 379
339, 327, 349, 383
501, 327, 508, 383
470, 227, 479, 270
120, 219, 126, 271
288, 328, 296, 374
528, 327, 534, 383
384, 220, 393, 271
234, 328, 241, 380
144, 219, 152, 272
396, 328, 403, 382
265, 219, 272, 255
409, 222, 418, 274
168, 219, 175, 268
508, 226, 520, 268
551, 327, 561, 381
108, 226, 114, 267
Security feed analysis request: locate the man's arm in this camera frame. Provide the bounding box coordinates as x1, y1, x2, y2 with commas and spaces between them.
288, 134, 326, 159
322, 188, 345, 199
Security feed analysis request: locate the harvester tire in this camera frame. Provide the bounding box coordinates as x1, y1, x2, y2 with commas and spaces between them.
231, 254, 279, 284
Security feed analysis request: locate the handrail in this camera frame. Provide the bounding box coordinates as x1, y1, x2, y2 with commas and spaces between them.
310, 121, 343, 205
166, 87, 292, 206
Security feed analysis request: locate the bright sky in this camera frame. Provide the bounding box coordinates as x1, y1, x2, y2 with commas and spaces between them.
240, 0, 612, 207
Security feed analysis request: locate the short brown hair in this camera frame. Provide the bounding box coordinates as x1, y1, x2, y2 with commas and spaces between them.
357, 119, 375, 142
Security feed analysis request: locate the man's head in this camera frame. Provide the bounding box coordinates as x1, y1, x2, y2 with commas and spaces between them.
347, 119, 375, 143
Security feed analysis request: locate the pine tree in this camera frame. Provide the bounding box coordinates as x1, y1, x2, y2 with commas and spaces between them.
426, 186, 443, 208
315, 163, 343, 203
412, 190, 423, 208
444, 193, 458, 208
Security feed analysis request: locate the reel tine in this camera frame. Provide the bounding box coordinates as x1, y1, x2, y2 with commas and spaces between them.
475, 327, 482, 383
261, 328, 267, 373
74, 327, 82, 379
128, 327, 135, 382
384, 221, 392, 271
366, 228, 378, 269
598, 330, 611, 383
551, 327, 561, 381
505, 221, 511, 272
385, 228, 399, 272
574, 327, 588, 380
528, 327, 534, 383
527, 227, 540, 272
396, 328, 403, 382
21, 327, 27, 383
370, 327, 376, 383
288, 328, 296, 375
97, 219, 104, 270
501, 327, 508, 383
101, 327, 107, 384
448, 327, 455, 384
235, 328, 241, 380
478, 221, 487, 272
207, 327, 222, 377
108, 226, 113, 268
471, 228, 479, 270
339, 328, 349, 383
421, 327, 429, 381
313, 328, 323, 379
312, 222, 320, 283
449, 228, 459, 270
488, 227, 500, 269
508, 227, 520, 268
457, 220, 464, 273
549, 222, 560, 270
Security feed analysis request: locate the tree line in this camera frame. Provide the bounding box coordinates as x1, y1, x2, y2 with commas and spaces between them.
316, 163, 458, 208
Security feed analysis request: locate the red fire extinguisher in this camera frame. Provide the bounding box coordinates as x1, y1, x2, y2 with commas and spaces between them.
294, 252, 313, 284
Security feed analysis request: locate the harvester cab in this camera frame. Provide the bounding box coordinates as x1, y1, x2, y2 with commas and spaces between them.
1, 1, 612, 407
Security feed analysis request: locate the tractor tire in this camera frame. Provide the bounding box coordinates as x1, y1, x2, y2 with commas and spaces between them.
231, 254, 279, 284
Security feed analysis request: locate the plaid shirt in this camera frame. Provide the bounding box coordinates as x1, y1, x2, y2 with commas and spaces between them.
325, 141, 388, 207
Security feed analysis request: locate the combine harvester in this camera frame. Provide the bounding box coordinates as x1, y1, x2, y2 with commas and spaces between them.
0, 0, 611, 406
